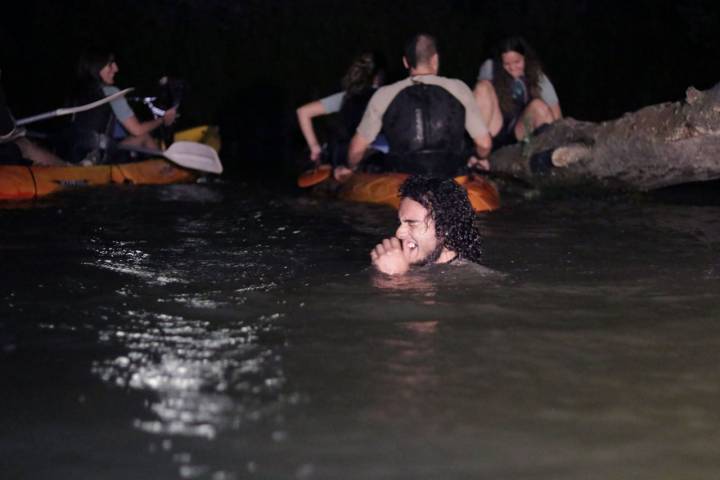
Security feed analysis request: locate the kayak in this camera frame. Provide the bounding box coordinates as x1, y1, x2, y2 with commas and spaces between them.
0, 125, 221, 201
300, 166, 500, 212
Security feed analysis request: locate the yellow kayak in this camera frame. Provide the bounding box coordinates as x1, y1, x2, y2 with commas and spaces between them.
0, 125, 220, 201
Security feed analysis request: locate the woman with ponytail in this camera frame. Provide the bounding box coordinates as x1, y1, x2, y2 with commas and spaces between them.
296, 52, 386, 166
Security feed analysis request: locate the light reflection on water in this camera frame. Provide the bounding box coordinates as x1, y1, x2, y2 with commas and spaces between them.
94, 312, 239, 439
86, 247, 293, 445
3, 183, 720, 479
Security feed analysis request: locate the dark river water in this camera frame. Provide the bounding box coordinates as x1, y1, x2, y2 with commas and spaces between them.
3, 179, 720, 479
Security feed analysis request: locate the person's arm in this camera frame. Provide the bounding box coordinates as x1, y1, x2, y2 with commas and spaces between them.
120, 106, 177, 137
333, 132, 370, 181
550, 103, 562, 121
477, 58, 494, 82
538, 74, 562, 120
296, 100, 327, 162
451, 78, 492, 162
347, 133, 370, 170
107, 87, 176, 138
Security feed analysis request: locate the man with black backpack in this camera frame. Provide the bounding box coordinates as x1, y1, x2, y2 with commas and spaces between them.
334, 33, 492, 181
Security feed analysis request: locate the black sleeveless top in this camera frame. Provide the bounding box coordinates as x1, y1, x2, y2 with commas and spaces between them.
327, 87, 376, 167
339, 87, 375, 140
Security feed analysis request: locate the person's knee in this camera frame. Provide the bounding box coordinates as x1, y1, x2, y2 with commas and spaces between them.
527, 99, 554, 126
473, 80, 495, 100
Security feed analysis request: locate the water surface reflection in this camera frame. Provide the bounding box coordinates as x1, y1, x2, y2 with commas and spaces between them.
3, 183, 720, 479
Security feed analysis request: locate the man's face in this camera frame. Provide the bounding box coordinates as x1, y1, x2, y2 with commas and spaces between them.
395, 198, 443, 265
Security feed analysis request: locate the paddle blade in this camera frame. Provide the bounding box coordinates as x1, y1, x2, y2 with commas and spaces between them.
297, 164, 332, 187
164, 141, 223, 174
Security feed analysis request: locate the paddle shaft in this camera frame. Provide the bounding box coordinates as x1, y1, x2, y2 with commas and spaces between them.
15, 88, 134, 126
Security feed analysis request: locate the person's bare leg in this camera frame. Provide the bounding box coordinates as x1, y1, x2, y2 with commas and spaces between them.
14, 137, 66, 166
514, 99, 554, 140
473, 80, 503, 137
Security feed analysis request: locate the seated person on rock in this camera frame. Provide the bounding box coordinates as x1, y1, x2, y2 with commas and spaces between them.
296, 52, 386, 167
68, 49, 177, 164
334, 33, 492, 181
1, 75, 65, 166
371, 175, 483, 276
473, 36, 561, 150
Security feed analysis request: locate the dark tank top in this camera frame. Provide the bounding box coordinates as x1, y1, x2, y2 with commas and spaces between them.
327, 87, 376, 167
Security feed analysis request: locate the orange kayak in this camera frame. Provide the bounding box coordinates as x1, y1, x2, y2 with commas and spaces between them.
301, 167, 500, 212
0, 126, 220, 201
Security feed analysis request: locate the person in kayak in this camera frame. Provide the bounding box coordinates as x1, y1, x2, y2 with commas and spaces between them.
472, 36, 562, 149
371, 175, 483, 275
334, 33, 492, 181
68, 49, 177, 164
296, 51, 386, 167
1, 76, 65, 166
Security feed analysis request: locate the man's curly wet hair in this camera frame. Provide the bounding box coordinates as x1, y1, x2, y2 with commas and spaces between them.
399, 175, 482, 263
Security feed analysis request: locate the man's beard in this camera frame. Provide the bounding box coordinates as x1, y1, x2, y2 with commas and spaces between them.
414, 242, 444, 267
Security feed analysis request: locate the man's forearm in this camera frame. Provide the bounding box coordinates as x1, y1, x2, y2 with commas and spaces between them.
347, 134, 370, 169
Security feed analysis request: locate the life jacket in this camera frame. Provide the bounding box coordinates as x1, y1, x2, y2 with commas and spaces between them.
67, 84, 115, 164
381, 82, 467, 177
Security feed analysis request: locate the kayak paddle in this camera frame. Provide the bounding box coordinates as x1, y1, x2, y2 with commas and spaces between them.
16, 88, 134, 126
118, 141, 223, 174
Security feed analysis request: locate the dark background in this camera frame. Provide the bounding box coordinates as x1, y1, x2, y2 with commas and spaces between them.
2, 0, 719, 176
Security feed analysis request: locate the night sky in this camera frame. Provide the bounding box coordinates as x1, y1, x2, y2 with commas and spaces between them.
3, 0, 720, 173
